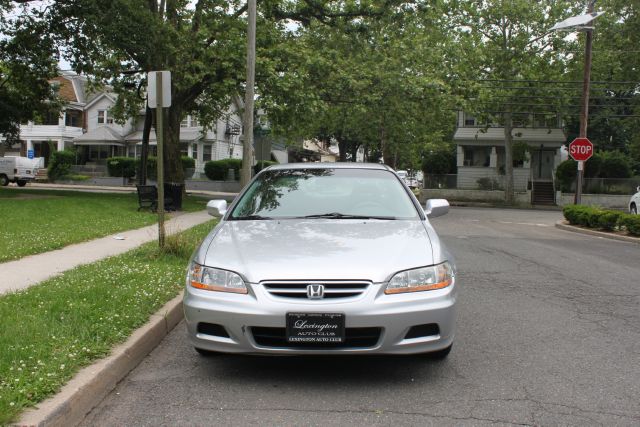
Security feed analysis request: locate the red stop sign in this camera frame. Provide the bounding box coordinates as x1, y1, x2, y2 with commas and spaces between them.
569, 138, 594, 162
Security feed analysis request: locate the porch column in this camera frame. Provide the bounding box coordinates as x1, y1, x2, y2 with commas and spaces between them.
553, 148, 562, 169
489, 146, 498, 168
26, 140, 33, 152
187, 144, 193, 158
523, 151, 531, 169
196, 141, 204, 171
456, 145, 464, 167
57, 139, 64, 151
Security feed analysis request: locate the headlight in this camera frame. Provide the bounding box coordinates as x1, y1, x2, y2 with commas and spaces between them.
385, 262, 454, 294
189, 262, 248, 294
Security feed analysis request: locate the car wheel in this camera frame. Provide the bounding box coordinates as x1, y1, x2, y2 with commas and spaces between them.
631, 204, 637, 215
426, 344, 452, 360
194, 347, 219, 357
0, 175, 8, 186
16, 180, 27, 187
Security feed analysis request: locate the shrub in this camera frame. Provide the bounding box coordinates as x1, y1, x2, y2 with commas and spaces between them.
421, 145, 456, 175
106, 157, 138, 178
621, 214, 640, 236
204, 159, 242, 181
254, 160, 277, 174
599, 151, 632, 179
596, 211, 623, 231
47, 149, 75, 181
181, 156, 195, 170
562, 204, 603, 227
555, 160, 576, 192
146, 156, 157, 179
476, 177, 501, 191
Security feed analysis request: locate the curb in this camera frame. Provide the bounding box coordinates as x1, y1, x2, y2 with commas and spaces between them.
17, 292, 185, 427
555, 221, 640, 245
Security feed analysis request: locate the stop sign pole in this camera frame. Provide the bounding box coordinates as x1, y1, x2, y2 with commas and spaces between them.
569, 137, 593, 205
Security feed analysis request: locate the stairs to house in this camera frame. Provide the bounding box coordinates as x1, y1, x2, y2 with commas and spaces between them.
532, 181, 555, 206
35, 168, 48, 181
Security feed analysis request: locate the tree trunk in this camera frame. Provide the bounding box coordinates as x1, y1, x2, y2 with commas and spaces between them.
338, 139, 347, 162
503, 111, 515, 205
0, 144, 5, 157
164, 105, 184, 184
138, 105, 153, 185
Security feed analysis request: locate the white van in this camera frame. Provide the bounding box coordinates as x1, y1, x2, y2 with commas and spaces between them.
0, 156, 39, 187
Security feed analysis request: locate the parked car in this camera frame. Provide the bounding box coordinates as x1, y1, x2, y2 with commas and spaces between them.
184, 163, 457, 357
395, 169, 419, 188
0, 156, 39, 187
630, 186, 640, 214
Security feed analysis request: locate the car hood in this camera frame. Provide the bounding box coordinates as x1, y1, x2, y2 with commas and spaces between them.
200, 219, 435, 283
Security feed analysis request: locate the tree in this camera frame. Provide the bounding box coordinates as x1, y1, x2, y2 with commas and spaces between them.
447, 0, 579, 204
0, 2, 61, 155
261, 3, 457, 168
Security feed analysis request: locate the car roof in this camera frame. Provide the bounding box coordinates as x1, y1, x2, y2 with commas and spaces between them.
266, 162, 392, 171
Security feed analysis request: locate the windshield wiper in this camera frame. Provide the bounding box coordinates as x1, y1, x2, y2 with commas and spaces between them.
233, 214, 273, 220
301, 212, 396, 220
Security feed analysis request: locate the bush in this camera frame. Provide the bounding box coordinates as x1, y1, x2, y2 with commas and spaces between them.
476, 177, 501, 191
599, 151, 632, 179
47, 149, 75, 181
421, 145, 456, 175
621, 215, 640, 236
106, 157, 138, 178
204, 159, 242, 181
555, 160, 576, 192
596, 211, 623, 231
146, 156, 157, 179
181, 156, 195, 170
254, 160, 277, 174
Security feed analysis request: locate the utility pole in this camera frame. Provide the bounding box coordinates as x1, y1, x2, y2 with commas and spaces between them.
241, 0, 256, 187
575, 0, 596, 205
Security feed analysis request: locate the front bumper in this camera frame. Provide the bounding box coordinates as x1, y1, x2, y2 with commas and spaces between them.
183, 279, 457, 355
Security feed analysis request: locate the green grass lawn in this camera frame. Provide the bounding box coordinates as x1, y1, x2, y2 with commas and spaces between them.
0, 188, 209, 263
0, 220, 216, 424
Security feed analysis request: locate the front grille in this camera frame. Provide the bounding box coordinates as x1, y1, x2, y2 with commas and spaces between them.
252, 327, 381, 349
197, 322, 230, 338
404, 323, 440, 339
262, 281, 370, 299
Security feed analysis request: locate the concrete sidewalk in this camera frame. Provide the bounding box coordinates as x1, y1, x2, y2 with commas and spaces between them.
0, 210, 213, 296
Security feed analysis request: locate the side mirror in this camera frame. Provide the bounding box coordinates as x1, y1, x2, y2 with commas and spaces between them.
207, 200, 228, 218
425, 199, 449, 218
637, 186, 640, 193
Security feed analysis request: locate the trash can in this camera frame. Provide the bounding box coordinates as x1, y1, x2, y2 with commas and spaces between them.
164, 182, 184, 210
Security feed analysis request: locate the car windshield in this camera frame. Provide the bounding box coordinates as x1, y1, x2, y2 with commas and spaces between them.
229, 168, 420, 220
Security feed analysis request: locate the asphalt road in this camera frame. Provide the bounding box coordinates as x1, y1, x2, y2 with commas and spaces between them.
82, 208, 639, 426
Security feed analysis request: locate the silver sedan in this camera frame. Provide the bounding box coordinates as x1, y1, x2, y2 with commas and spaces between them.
183, 163, 457, 357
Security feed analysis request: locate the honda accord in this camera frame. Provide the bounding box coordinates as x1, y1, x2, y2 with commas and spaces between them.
183, 163, 457, 357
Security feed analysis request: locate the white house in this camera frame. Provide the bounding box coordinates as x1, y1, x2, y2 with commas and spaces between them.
453, 111, 566, 202
5, 71, 245, 176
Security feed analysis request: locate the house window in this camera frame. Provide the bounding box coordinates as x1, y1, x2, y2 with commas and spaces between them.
191, 117, 199, 127
464, 114, 476, 126
203, 143, 212, 161
180, 118, 189, 127
97, 110, 105, 124
65, 110, 82, 127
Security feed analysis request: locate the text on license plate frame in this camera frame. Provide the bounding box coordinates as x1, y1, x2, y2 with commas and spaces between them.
286, 312, 345, 343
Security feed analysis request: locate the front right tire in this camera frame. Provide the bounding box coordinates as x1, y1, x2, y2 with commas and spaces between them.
427, 344, 452, 360
631, 204, 637, 215
16, 180, 27, 187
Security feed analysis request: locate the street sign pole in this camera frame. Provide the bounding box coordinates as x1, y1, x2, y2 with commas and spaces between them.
575, 0, 596, 205
156, 73, 165, 248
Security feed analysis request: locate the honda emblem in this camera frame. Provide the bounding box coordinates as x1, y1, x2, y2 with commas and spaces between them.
307, 284, 324, 299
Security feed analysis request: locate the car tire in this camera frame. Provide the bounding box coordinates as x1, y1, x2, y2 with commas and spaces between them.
631, 204, 637, 215
16, 180, 27, 187
427, 344, 452, 360
194, 347, 219, 357
0, 175, 8, 186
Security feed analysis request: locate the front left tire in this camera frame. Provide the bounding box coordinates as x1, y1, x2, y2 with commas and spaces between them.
16, 180, 27, 187
631, 203, 637, 215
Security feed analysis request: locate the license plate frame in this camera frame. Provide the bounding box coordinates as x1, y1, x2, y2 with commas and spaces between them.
286, 312, 345, 343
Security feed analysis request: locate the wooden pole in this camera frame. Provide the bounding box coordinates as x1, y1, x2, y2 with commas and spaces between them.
156, 73, 165, 248
241, 0, 256, 187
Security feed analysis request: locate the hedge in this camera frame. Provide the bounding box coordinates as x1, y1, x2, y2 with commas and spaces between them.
563, 204, 640, 236
47, 149, 76, 181
107, 157, 138, 178
204, 158, 242, 181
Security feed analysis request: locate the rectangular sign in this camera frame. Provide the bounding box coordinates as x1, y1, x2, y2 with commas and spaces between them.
286, 313, 345, 343
27, 150, 34, 159
147, 71, 172, 108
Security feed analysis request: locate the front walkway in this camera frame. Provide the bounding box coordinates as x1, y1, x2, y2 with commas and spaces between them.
0, 210, 213, 295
